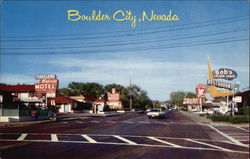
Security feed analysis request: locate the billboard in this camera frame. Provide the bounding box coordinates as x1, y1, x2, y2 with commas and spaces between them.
212, 68, 237, 80
35, 78, 59, 94
207, 80, 233, 90
195, 84, 206, 98
108, 92, 120, 102
183, 98, 199, 104
35, 74, 57, 80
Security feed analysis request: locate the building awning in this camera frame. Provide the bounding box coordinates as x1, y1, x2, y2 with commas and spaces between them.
0, 85, 35, 92
48, 95, 78, 104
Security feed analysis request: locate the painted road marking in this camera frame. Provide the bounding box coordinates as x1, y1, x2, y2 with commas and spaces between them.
91, 121, 100, 123
122, 121, 134, 124
186, 139, 232, 152
147, 137, 181, 147
1, 139, 248, 154
81, 135, 97, 143
138, 121, 150, 124
17, 134, 27, 141
233, 126, 250, 132
107, 121, 116, 123
51, 134, 58, 142
152, 121, 169, 125
207, 125, 247, 147
113, 135, 137, 145
76, 121, 83, 124
0, 133, 248, 154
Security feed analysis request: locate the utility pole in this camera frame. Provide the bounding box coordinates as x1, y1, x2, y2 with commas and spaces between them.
129, 79, 132, 110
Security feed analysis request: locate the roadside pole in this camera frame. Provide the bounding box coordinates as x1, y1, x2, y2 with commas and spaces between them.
226, 95, 229, 111
199, 98, 202, 112
129, 79, 132, 110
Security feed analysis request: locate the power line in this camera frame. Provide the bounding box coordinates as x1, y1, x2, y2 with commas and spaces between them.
1, 28, 247, 50
2, 37, 248, 55
1, 16, 248, 42
2, 15, 248, 39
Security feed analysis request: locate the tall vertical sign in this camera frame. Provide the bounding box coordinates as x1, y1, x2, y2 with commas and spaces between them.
34, 74, 58, 98
195, 84, 206, 112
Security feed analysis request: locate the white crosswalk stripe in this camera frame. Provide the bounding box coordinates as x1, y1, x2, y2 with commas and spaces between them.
17, 134, 27, 141
81, 135, 97, 143
147, 137, 181, 147
113, 135, 137, 145
186, 139, 232, 152
0, 132, 248, 154
51, 134, 58, 142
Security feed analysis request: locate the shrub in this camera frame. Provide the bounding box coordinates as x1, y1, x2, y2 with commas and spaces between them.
230, 115, 249, 123
210, 115, 230, 122
103, 107, 116, 111
209, 114, 249, 123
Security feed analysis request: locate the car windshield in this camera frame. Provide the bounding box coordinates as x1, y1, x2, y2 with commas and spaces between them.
150, 109, 160, 112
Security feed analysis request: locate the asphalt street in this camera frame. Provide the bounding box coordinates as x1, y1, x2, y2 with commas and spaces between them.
0, 110, 249, 159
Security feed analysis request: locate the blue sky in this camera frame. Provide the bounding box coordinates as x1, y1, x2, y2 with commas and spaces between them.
0, 1, 249, 101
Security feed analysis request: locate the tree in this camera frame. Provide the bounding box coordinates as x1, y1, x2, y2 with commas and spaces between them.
185, 92, 197, 98
125, 85, 152, 109
170, 91, 186, 107
151, 100, 161, 108
58, 88, 73, 96
104, 83, 124, 98
62, 81, 152, 109
68, 82, 104, 98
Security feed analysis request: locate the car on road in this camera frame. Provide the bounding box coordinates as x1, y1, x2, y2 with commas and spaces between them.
146, 109, 167, 119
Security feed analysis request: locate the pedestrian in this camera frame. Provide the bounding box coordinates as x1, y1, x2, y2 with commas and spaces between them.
31, 110, 36, 121
52, 112, 57, 122
35, 110, 38, 122
48, 111, 52, 121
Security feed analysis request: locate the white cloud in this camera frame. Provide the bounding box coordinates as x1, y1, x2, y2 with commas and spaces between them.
0, 74, 36, 85
46, 58, 211, 100
1, 57, 248, 101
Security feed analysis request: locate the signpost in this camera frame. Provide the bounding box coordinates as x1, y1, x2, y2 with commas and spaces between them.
34, 74, 59, 106
207, 58, 239, 116
108, 88, 120, 102
233, 96, 242, 103
195, 84, 206, 112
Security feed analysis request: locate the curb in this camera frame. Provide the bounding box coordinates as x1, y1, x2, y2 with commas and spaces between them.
0, 112, 125, 127
180, 111, 249, 126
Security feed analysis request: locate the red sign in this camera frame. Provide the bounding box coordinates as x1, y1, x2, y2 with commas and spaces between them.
195, 84, 206, 98
108, 92, 120, 102
35, 79, 58, 94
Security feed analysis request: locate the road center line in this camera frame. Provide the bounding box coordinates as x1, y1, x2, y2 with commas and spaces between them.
207, 125, 247, 147
147, 137, 181, 147
138, 121, 150, 124
51, 134, 58, 142
122, 121, 133, 124
107, 121, 116, 123
186, 139, 232, 152
17, 134, 27, 141
113, 135, 137, 145
81, 135, 97, 143
91, 121, 100, 123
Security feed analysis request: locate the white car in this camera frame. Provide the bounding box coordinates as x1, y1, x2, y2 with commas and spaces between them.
147, 109, 166, 119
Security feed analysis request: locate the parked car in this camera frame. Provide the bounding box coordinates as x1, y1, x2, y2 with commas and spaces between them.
146, 109, 166, 119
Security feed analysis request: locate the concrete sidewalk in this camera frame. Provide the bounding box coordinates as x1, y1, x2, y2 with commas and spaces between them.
180, 111, 249, 126
0, 111, 126, 127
